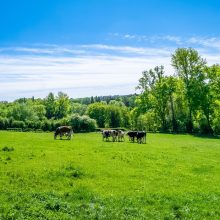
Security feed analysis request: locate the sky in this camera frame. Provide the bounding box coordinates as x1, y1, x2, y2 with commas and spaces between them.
1, 0, 220, 101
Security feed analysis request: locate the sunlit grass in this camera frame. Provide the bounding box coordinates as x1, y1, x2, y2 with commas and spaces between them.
0, 131, 219, 219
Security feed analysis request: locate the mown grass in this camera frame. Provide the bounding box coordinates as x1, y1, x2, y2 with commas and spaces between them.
0, 131, 219, 219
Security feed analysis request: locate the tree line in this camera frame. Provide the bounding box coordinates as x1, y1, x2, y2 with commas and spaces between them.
0, 48, 219, 134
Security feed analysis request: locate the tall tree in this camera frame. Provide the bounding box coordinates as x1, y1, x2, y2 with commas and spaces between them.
171, 48, 206, 133
55, 92, 71, 119
164, 76, 178, 132
44, 92, 56, 119
86, 102, 107, 128
199, 65, 220, 134
137, 66, 171, 131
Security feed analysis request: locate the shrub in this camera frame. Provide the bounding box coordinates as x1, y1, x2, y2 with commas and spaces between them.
0, 117, 9, 129
68, 114, 97, 132
11, 120, 25, 129
41, 120, 53, 131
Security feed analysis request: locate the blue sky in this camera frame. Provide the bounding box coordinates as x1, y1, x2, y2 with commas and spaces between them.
1, 0, 220, 100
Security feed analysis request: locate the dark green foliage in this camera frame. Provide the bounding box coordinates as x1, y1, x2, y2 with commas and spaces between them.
0, 117, 9, 129
11, 120, 25, 129
67, 114, 97, 132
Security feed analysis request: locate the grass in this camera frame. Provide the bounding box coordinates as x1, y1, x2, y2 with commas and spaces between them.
0, 131, 219, 219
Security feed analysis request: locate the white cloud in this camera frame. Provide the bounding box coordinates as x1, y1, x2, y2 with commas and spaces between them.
1, 38, 220, 101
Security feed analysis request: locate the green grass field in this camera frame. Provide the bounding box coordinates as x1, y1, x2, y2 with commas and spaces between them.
0, 131, 219, 219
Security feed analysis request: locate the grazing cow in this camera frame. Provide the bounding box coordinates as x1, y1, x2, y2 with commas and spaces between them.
127, 131, 146, 143
117, 130, 125, 142
136, 131, 146, 144
127, 131, 138, 142
54, 126, 73, 140
102, 130, 111, 141
110, 130, 118, 142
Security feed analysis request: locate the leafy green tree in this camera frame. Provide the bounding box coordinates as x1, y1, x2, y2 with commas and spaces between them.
8, 103, 37, 121
86, 102, 107, 128
71, 103, 87, 115
44, 92, 56, 119
33, 104, 46, 120
165, 76, 178, 132
105, 105, 122, 128
137, 66, 172, 131
171, 48, 206, 133
55, 92, 71, 119
199, 65, 220, 134
0, 117, 9, 129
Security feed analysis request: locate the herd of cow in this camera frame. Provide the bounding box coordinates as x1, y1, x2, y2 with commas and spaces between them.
102, 130, 147, 144
54, 126, 147, 144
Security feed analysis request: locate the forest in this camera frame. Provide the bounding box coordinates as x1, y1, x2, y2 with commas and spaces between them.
0, 48, 220, 135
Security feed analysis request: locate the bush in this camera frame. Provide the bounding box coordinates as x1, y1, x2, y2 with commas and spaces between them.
11, 120, 25, 129
0, 117, 9, 129
80, 115, 97, 132
68, 114, 97, 132
213, 118, 220, 135
136, 112, 159, 132
198, 117, 213, 135
41, 120, 53, 131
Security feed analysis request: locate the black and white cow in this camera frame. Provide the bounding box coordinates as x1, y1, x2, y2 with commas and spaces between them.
127, 131, 138, 142
117, 130, 125, 142
102, 129, 123, 142
127, 131, 146, 143
102, 130, 111, 141
136, 131, 146, 144
110, 130, 118, 142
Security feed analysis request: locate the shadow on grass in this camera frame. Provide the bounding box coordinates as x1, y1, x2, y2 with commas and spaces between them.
193, 134, 220, 140
155, 131, 220, 140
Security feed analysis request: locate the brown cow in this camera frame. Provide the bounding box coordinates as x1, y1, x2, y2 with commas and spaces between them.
54, 126, 73, 140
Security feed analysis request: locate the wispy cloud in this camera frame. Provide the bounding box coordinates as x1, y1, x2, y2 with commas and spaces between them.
0, 37, 220, 101
188, 37, 220, 50
110, 33, 182, 45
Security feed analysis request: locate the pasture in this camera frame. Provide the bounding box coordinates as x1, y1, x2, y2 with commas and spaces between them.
0, 131, 219, 219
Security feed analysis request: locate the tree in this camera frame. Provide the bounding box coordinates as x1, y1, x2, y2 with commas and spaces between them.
33, 104, 46, 120
55, 92, 71, 119
44, 92, 56, 119
8, 103, 37, 121
136, 66, 172, 131
71, 103, 87, 116
199, 65, 220, 134
165, 76, 178, 132
86, 102, 107, 128
105, 105, 122, 128
171, 48, 206, 133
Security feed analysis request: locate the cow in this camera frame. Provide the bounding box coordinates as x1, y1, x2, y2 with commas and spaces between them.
54, 126, 73, 140
127, 131, 146, 143
136, 131, 147, 144
110, 130, 118, 142
127, 131, 138, 142
102, 130, 111, 141
117, 130, 125, 142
